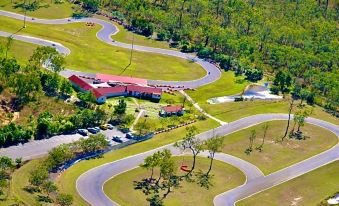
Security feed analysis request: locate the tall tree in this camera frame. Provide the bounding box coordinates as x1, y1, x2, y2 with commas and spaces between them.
174, 126, 202, 174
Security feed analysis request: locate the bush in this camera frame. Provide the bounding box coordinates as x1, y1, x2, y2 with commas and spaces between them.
197, 47, 213, 59
244, 68, 263, 82
56, 194, 73, 206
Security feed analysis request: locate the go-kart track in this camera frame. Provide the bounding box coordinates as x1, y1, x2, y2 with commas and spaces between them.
0, 10, 338, 206
0, 10, 222, 89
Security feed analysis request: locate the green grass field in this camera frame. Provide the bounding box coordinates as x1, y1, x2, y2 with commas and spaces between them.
0, 36, 38, 64
201, 100, 339, 125
238, 160, 339, 206
221, 121, 338, 175
103, 156, 246, 206
109, 19, 174, 50
2, 159, 45, 206
0, 0, 75, 19
55, 118, 219, 206
0, 16, 206, 81
186, 71, 248, 104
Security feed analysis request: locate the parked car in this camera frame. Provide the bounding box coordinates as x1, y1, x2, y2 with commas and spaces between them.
125, 132, 134, 139
119, 128, 130, 134
94, 127, 101, 132
112, 136, 123, 143
106, 124, 114, 130
78, 129, 88, 136
88, 128, 99, 134
100, 124, 108, 130
93, 79, 102, 84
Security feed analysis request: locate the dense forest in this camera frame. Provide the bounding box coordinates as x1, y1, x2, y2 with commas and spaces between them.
79, 0, 338, 110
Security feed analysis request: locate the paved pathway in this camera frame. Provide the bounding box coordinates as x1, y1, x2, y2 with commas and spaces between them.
76, 114, 339, 206
179, 90, 227, 125
0, 10, 221, 88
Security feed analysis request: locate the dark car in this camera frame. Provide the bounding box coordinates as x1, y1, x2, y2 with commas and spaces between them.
88, 128, 99, 134
119, 128, 130, 134
77, 129, 88, 136
93, 79, 102, 84
112, 136, 123, 143
125, 132, 134, 139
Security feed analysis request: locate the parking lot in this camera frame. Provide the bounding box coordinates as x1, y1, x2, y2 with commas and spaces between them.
0, 126, 129, 160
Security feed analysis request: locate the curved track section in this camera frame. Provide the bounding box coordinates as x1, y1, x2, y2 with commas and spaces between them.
76, 114, 338, 206
0, 10, 221, 88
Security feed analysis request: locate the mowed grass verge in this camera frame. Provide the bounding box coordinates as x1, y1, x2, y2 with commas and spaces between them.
109, 19, 174, 50
0, 0, 75, 19
201, 100, 339, 125
186, 71, 248, 104
0, 16, 206, 81
55, 119, 219, 206
237, 160, 339, 206
0, 36, 38, 64
0, 159, 46, 206
221, 120, 338, 175
103, 156, 246, 206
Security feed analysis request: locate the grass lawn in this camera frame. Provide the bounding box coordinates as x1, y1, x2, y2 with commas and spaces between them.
0, 0, 75, 19
103, 156, 246, 206
201, 100, 339, 125
0, 16, 206, 81
4, 159, 45, 206
237, 160, 339, 206
186, 71, 249, 104
110, 20, 174, 50
55, 118, 219, 205
0, 36, 38, 64
221, 120, 338, 175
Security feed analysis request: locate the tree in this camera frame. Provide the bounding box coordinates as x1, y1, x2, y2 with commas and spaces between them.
174, 126, 202, 174
244, 129, 256, 155
134, 119, 152, 136
256, 123, 269, 152
0, 156, 13, 170
11, 70, 42, 105
29, 46, 65, 73
29, 166, 48, 188
81, 0, 99, 12
140, 152, 161, 181
56, 193, 73, 206
79, 134, 109, 153
46, 144, 74, 170
59, 79, 73, 97
282, 98, 295, 141
204, 136, 224, 175
77, 91, 96, 108
15, 157, 22, 169
42, 181, 58, 197
113, 99, 127, 115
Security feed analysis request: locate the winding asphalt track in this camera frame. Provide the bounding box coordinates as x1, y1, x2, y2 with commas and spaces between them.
76, 114, 339, 206
1, 10, 338, 206
0, 10, 221, 88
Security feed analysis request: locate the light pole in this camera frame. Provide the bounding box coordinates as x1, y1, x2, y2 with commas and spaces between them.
129, 32, 135, 66
23, 0, 27, 28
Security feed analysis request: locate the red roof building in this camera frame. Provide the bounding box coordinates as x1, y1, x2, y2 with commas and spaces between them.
91, 86, 127, 98
68, 75, 162, 104
96, 73, 148, 85
127, 85, 162, 95
160, 105, 184, 116
68, 75, 93, 91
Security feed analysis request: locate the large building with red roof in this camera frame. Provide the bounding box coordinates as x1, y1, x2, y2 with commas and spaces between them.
68, 74, 162, 103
